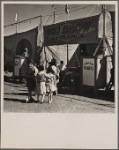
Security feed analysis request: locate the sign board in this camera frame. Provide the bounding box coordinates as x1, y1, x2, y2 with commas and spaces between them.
83, 58, 95, 86
14, 58, 20, 76
44, 15, 99, 46
20, 58, 28, 76
14, 57, 28, 77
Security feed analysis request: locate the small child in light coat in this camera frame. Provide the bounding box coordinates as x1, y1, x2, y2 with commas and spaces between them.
36, 65, 46, 103
45, 67, 57, 104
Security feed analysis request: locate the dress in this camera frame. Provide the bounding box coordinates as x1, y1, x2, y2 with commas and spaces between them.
45, 73, 57, 93
36, 71, 46, 95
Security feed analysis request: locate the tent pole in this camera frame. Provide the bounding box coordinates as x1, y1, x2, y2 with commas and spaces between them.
44, 46, 47, 69
102, 5, 106, 56
67, 43, 69, 69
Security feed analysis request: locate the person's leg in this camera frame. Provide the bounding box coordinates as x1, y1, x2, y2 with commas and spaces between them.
48, 93, 50, 103
41, 94, 45, 102
37, 94, 39, 102
26, 90, 32, 102
49, 92, 53, 103
29, 90, 35, 102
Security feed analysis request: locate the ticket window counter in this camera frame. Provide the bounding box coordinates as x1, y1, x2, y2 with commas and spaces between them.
79, 56, 107, 96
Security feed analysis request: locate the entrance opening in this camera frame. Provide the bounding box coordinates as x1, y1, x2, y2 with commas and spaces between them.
16, 39, 32, 58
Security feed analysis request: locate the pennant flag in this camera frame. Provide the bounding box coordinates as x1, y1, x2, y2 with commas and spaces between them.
15, 13, 18, 22
37, 24, 44, 47
65, 5, 70, 14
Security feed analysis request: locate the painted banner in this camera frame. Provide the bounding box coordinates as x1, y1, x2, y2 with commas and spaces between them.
44, 15, 100, 46
83, 58, 95, 86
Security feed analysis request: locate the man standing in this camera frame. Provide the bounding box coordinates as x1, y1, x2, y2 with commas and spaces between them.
58, 61, 66, 82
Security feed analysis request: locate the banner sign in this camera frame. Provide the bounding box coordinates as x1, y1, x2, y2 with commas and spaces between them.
83, 58, 95, 86
44, 15, 100, 46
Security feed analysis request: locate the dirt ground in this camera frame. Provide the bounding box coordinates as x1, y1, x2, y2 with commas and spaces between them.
3, 79, 115, 113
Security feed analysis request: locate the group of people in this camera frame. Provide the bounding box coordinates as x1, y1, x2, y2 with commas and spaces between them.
26, 58, 66, 104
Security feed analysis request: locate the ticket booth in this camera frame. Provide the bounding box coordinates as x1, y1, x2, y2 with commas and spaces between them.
80, 56, 107, 96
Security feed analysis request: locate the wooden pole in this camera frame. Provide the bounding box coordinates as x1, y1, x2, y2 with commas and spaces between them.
102, 5, 106, 56
67, 43, 69, 69
53, 11, 56, 23
40, 15, 42, 25
16, 23, 18, 34
52, 5, 56, 23
44, 46, 47, 69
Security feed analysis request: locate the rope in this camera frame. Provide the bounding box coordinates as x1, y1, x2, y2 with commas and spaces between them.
105, 36, 113, 56
44, 15, 52, 25
105, 10, 111, 20
93, 38, 103, 56
47, 47, 61, 61
86, 4, 97, 17
74, 51, 80, 67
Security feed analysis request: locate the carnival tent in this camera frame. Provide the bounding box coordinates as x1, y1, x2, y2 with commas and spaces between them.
4, 10, 114, 71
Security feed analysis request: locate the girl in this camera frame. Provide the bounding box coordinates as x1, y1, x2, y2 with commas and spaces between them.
36, 65, 46, 103
45, 67, 57, 104
26, 60, 38, 103
49, 60, 60, 95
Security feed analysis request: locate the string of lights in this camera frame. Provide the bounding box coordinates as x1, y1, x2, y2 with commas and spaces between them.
4, 5, 93, 28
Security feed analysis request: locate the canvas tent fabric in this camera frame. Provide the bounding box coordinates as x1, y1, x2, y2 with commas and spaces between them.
43, 11, 113, 67
4, 26, 63, 71
4, 11, 114, 71
37, 24, 44, 47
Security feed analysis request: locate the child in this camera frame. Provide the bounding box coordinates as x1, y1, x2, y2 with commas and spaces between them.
49, 60, 60, 95
26, 60, 38, 103
45, 67, 57, 104
36, 65, 46, 103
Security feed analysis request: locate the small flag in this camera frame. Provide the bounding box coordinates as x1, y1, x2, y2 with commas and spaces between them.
65, 5, 69, 14
15, 13, 18, 22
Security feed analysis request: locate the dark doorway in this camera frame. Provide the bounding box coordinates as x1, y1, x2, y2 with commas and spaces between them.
16, 39, 32, 58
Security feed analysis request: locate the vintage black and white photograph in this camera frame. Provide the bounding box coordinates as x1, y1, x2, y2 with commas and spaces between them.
1, 1, 118, 149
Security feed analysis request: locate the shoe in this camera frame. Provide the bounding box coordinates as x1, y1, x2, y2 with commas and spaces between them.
29, 98, 35, 102
25, 97, 30, 103
49, 100, 52, 104
39, 101, 42, 104
36, 100, 42, 104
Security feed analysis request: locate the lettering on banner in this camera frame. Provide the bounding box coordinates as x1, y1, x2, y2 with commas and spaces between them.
44, 15, 99, 45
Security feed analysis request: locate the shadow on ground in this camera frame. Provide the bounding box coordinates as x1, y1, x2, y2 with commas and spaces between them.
4, 92, 28, 96
4, 98, 26, 103
58, 88, 114, 102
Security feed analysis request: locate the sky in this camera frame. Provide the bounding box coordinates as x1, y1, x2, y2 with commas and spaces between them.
3, 1, 116, 64
3, 2, 115, 36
